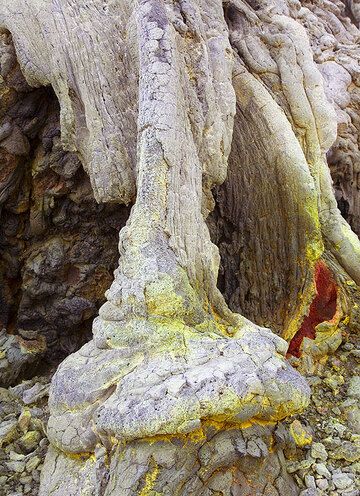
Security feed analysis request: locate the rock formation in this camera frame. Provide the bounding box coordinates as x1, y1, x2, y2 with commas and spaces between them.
0, 0, 359, 495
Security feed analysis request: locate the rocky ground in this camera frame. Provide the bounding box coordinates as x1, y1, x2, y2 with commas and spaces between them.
0, 334, 359, 496
0, 374, 51, 496
283, 333, 360, 496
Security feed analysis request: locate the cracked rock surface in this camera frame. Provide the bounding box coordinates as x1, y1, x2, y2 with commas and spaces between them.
0, 0, 360, 495
46, 327, 309, 455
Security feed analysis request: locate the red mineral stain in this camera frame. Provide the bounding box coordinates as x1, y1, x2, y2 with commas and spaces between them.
288, 261, 338, 358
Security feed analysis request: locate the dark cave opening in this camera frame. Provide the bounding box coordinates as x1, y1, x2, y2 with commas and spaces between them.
0, 34, 131, 385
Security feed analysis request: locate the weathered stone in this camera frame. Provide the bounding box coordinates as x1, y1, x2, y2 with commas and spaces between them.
0, 331, 44, 388
0, 0, 359, 495
331, 442, 360, 463
6, 460, 25, 473
0, 418, 17, 448
287, 459, 314, 473
17, 409, 31, 433
25, 456, 41, 473
290, 420, 313, 448
22, 383, 49, 405
332, 472, 354, 490
311, 443, 328, 462
348, 377, 360, 400
299, 489, 321, 496
315, 463, 331, 479
305, 474, 316, 490
9, 451, 25, 461
316, 478, 329, 491
0, 476, 8, 486
18, 431, 41, 452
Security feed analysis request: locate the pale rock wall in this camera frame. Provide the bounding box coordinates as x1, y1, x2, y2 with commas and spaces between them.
210, 0, 360, 338
0, 0, 359, 495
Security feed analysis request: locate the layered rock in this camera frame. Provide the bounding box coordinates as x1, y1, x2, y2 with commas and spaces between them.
0, 0, 359, 495
209, 0, 360, 367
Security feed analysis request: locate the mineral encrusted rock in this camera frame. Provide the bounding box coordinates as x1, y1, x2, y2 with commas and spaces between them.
0, 0, 360, 494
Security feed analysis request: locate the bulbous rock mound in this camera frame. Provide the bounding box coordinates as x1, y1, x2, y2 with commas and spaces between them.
47, 327, 309, 453
1, 0, 360, 494
40, 323, 309, 495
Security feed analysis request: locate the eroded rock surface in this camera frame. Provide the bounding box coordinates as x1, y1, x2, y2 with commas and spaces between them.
0, 31, 130, 386
0, 0, 359, 495
0, 375, 50, 496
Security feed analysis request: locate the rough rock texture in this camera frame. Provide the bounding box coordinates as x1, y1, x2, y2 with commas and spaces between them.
209, 0, 360, 339
285, 333, 360, 496
40, 426, 299, 496
46, 329, 308, 454
304, 0, 360, 237
0, 32, 130, 386
0, 375, 50, 496
0, 0, 359, 495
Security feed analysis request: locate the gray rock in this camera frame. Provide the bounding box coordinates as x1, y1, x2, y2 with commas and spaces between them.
22, 383, 49, 405
334, 423, 347, 437
287, 459, 314, 473
299, 489, 321, 496
0, 419, 17, 448
347, 407, 360, 434
0, 331, 42, 388
0, 121, 12, 141
315, 463, 331, 479
246, 440, 262, 458
332, 406, 342, 416
6, 460, 25, 473
348, 462, 360, 474
32, 470, 41, 483
316, 478, 329, 491
1, 0, 359, 494
311, 442, 328, 461
348, 377, 360, 400
305, 474, 316, 489
25, 455, 41, 472
9, 451, 25, 461
331, 442, 360, 463
332, 473, 353, 490
19, 475, 32, 485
